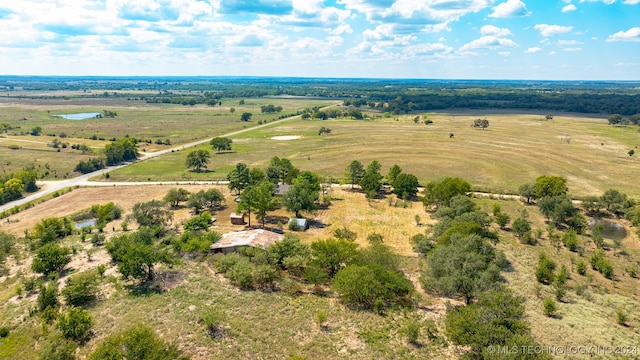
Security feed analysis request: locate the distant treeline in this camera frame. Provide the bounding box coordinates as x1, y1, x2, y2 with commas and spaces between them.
0, 170, 37, 205
2, 76, 640, 115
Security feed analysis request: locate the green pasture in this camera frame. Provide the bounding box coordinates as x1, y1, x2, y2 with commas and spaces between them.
109, 112, 640, 198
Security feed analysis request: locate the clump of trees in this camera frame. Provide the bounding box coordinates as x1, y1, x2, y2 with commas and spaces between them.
210, 137, 232, 153
74, 157, 106, 174
104, 138, 138, 166
185, 149, 211, 172
0, 170, 37, 205
261, 104, 283, 113
472, 118, 489, 129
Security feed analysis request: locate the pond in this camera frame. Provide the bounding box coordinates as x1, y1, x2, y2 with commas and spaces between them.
74, 218, 97, 229
588, 219, 628, 240
53, 112, 102, 120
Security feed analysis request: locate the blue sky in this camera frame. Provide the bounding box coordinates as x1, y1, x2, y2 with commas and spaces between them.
0, 0, 638, 79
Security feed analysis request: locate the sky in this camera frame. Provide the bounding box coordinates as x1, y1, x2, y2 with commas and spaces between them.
0, 0, 638, 80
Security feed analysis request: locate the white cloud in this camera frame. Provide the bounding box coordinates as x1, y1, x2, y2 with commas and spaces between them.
557, 39, 582, 46
579, 0, 615, 4
606, 27, 640, 42
489, 0, 531, 18
624, 0, 640, 4
534, 24, 573, 36
563, 47, 582, 51
525, 47, 542, 53
481, 25, 511, 37
330, 24, 353, 35
562, 4, 577, 11
459, 36, 518, 51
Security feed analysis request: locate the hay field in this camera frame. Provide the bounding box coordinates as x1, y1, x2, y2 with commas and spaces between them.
110, 111, 640, 197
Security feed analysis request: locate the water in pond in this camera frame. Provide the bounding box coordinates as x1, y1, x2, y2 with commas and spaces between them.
588, 219, 628, 239
75, 218, 97, 229
54, 112, 102, 120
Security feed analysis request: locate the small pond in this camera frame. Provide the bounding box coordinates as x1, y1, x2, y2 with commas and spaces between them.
588, 219, 628, 239
74, 218, 97, 229
54, 112, 102, 120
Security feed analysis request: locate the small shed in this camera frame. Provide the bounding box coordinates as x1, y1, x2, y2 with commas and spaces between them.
230, 213, 245, 225
210, 229, 284, 254
288, 218, 309, 231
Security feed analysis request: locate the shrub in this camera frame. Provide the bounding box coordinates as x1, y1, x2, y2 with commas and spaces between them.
562, 229, 579, 252
214, 253, 242, 273
402, 319, 421, 344
37, 283, 59, 311
200, 307, 226, 338
38, 334, 77, 360
57, 307, 94, 342
89, 325, 187, 360
62, 271, 100, 307
576, 260, 587, 276
227, 259, 256, 290
332, 227, 357, 241
543, 297, 557, 316
31, 243, 72, 276
615, 307, 628, 326
0, 327, 9, 338
590, 249, 615, 279
535, 253, 556, 284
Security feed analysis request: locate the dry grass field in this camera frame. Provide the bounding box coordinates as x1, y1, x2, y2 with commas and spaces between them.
108, 111, 640, 198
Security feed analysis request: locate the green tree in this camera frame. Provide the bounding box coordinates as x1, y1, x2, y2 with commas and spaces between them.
104, 138, 137, 166
183, 212, 213, 231
534, 175, 568, 199
163, 188, 190, 208
32, 243, 72, 276
240, 112, 252, 121
393, 173, 419, 198
345, 160, 365, 189
494, 212, 510, 230
237, 181, 280, 228
266, 157, 299, 184
535, 252, 556, 284
518, 183, 536, 204
472, 118, 489, 129
89, 325, 188, 360
360, 160, 383, 197
210, 137, 233, 153
386, 164, 402, 184
62, 270, 100, 307
227, 163, 250, 195
422, 235, 503, 304
284, 172, 320, 218
185, 149, 211, 172
131, 200, 173, 227
310, 239, 358, 277
106, 228, 174, 281
34, 217, 73, 246
57, 307, 93, 343
600, 189, 627, 214
38, 334, 77, 360
422, 177, 472, 209
512, 217, 531, 238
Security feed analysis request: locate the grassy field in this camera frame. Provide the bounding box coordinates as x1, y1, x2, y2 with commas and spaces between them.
0, 97, 336, 177
109, 111, 640, 198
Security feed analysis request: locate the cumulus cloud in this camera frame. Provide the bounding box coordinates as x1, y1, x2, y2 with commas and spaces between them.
480, 25, 511, 37
562, 4, 577, 11
624, 0, 640, 4
489, 0, 531, 18
525, 47, 542, 53
606, 27, 640, 42
460, 36, 518, 51
218, 0, 294, 15
534, 24, 573, 36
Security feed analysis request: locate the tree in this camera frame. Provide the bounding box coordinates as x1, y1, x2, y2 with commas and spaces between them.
534, 175, 568, 199
132, 200, 173, 227
310, 239, 358, 277
345, 160, 365, 189
89, 325, 188, 360
600, 189, 627, 214
210, 137, 233, 153
240, 112, 252, 121
185, 149, 210, 172
284, 172, 320, 218
393, 173, 419, 199
32, 243, 72, 276
106, 229, 173, 281
359, 161, 382, 196
518, 183, 535, 204
537, 195, 574, 225
608, 114, 623, 126
535, 253, 556, 284
33, 217, 73, 245
62, 270, 100, 307
422, 177, 471, 209
227, 163, 250, 195
104, 138, 137, 166
386, 164, 402, 184
512, 217, 531, 238
187, 189, 225, 214
472, 118, 489, 129
266, 157, 299, 184
318, 126, 332, 135
629, 149, 635, 157
422, 235, 503, 304
57, 307, 93, 343
184, 212, 213, 231
31, 126, 43, 136
163, 188, 190, 208
37, 282, 59, 311
237, 181, 280, 228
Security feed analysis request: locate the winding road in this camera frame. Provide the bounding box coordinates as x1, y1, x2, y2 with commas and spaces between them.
0, 104, 340, 213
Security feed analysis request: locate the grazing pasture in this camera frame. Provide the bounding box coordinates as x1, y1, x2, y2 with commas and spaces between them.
109, 111, 640, 198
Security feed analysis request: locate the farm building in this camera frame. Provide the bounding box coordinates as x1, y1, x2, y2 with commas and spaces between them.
209, 229, 284, 253
287, 218, 309, 231
230, 213, 245, 225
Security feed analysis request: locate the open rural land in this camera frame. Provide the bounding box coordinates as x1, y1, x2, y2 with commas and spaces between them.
1, 77, 640, 360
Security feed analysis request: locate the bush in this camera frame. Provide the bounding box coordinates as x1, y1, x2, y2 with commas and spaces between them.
89, 325, 187, 360
576, 260, 587, 276
0, 327, 9, 338
535, 253, 556, 284
37, 283, 59, 311
615, 307, 628, 326
61, 271, 100, 307
31, 243, 72, 276
38, 334, 77, 360
543, 296, 557, 317
214, 253, 242, 273
590, 249, 615, 279
227, 259, 256, 290
57, 307, 93, 342
562, 229, 579, 252
200, 307, 226, 338
332, 227, 357, 241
